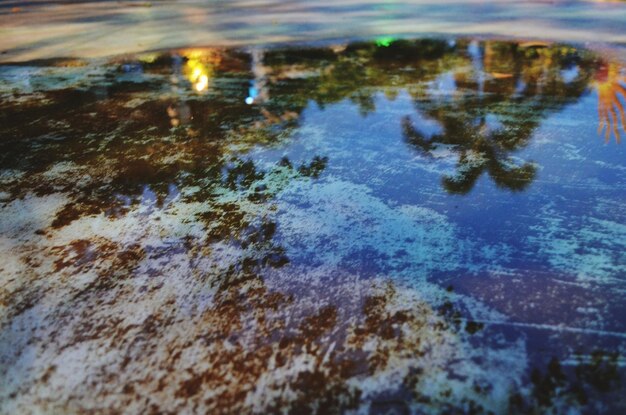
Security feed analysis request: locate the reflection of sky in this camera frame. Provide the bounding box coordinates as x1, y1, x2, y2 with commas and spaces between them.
468, 40, 485, 94
426, 71, 457, 97
561, 65, 580, 84
248, 88, 626, 300
2, 42, 626, 413
237, 89, 626, 367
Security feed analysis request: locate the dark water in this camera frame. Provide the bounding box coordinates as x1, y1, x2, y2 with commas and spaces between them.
1, 38, 625, 413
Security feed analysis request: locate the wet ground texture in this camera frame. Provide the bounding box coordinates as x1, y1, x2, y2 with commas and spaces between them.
1, 38, 626, 413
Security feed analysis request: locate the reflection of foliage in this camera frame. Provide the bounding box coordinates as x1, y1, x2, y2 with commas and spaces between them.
402, 42, 594, 194
261, 39, 598, 194
510, 351, 622, 413
0, 38, 609, 196
0, 40, 622, 414
595, 62, 626, 143
0, 48, 328, 232
403, 114, 539, 194
530, 357, 567, 407
263, 39, 461, 116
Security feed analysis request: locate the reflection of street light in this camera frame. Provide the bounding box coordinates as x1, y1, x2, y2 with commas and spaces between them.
245, 87, 258, 104
182, 49, 221, 93
195, 74, 209, 92
246, 49, 269, 105
187, 59, 209, 92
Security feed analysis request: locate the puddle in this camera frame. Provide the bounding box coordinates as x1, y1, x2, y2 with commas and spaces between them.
1, 38, 625, 413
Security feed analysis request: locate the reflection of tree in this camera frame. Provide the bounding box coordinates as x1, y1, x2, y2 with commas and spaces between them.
595, 61, 626, 143
1, 40, 622, 414
0, 48, 328, 230
510, 351, 622, 412
402, 113, 539, 194
260, 39, 598, 194
402, 42, 594, 194
262, 39, 462, 116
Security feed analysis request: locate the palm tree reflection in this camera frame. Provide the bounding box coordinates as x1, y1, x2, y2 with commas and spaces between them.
403, 41, 593, 194
1, 38, 625, 414
595, 61, 626, 143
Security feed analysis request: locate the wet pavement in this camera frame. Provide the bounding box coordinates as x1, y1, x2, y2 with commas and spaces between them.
0, 38, 626, 413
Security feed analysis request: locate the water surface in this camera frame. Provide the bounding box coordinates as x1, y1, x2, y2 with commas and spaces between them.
1, 38, 626, 413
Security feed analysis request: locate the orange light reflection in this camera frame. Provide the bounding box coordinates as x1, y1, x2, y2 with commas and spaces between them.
595, 62, 626, 144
